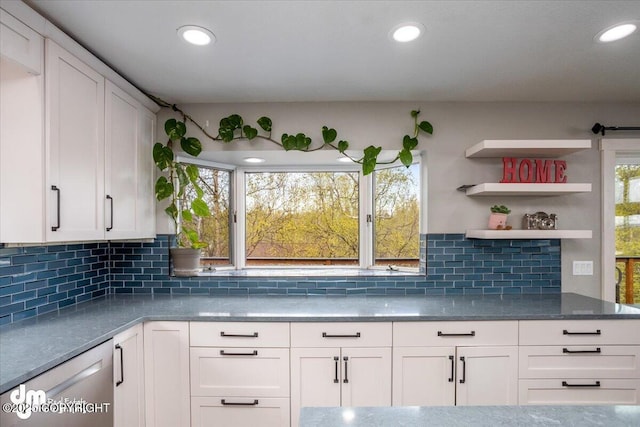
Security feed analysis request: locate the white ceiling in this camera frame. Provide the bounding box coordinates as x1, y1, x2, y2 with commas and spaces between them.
26, 0, 640, 104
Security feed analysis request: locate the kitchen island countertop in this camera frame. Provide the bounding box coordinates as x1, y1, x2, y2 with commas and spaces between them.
1, 292, 639, 394
299, 405, 640, 426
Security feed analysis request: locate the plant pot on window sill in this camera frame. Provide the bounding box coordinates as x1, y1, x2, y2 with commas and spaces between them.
171, 248, 201, 277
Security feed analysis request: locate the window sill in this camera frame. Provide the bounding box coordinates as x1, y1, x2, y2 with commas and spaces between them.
192, 268, 422, 277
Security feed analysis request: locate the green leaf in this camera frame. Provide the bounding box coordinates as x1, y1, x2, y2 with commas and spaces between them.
165, 119, 186, 140
243, 125, 258, 140
181, 209, 193, 222
164, 202, 178, 220
418, 120, 433, 134
363, 145, 382, 158
402, 135, 418, 151
155, 176, 174, 201
362, 145, 382, 176
182, 227, 200, 244
192, 181, 204, 198
399, 148, 413, 167
219, 126, 235, 142
180, 137, 202, 157
295, 133, 311, 150
227, 114, 243, 128
257, 116, 272, 132
410, 110, 420, 118
175, 164, 189, 196
185, 164, 199, 183
153, 143, 173, 170
191, 198, 210, 217
362, 158, 376, 175
338, 140, 349, 153
322, 126, 337, 144
282, 134, 296, 151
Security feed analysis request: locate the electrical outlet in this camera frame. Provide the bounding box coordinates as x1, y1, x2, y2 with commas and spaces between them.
573, 261, 593, 276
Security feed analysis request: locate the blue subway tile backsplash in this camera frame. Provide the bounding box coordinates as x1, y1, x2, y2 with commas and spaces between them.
0, 233, 561, 325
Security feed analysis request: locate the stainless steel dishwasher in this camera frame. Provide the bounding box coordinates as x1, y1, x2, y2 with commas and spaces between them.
1, 339, 113, 427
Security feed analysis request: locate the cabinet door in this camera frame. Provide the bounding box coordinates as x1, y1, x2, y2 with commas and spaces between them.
290, 348, 341, 427
105, 81, 138, 238
519, 379, 640, 405
144, 321, 190, 427
392, 346, 455, 406
456, 346, 518, 406
45, 39, 105, 241
191, 397, 289, 427
0, 9, 43, 74
114, 324, 144, 427
137, 107, 156, 238
341, 347, 391, 407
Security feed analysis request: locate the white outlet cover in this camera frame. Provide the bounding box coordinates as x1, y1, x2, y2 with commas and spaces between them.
573, 261, 593, 276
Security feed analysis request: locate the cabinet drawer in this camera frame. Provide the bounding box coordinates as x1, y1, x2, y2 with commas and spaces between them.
190, 322, 289, 347
190, 347, 289, 397
191, 396, 289, 427
519, 346, 640, 379
290, 322, 392, 347
519, 320, 640, 345
518, 379, 640, 405
393, 321, 518, 347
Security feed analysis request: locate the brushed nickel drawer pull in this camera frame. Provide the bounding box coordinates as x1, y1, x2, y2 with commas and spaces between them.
438, 331, 475, 337
563, 347, 601, 354
219, 350, 258, 356
322, 332, 361, 338
563, 329, 601, 335
220, 332, 259, 338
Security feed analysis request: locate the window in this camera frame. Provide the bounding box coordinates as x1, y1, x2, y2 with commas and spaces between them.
182, 166, 232, 267
245, 171, 359, 266
184, 158, 421, 273
374, 163, 420, 268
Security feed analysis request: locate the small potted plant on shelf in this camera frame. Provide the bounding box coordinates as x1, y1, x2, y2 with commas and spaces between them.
153, 118, 210, 276
489, 205, 511, 230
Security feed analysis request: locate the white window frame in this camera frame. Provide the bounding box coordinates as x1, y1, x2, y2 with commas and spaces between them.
180, 156, 421, 272
600, 139, 640, 302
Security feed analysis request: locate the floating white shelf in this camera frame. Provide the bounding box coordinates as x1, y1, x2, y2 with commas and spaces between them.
465, 183, 592, 196
465, 230, 593, 239
465, 139, 592, 158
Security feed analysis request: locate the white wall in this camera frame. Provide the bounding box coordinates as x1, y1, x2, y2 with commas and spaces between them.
157, 101, 640, 298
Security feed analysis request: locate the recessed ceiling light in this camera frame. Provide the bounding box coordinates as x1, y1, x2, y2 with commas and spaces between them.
596, 22, 637, 43
390, 23, 424, 42
177, 25, 215, 46
243, 157, 265, 164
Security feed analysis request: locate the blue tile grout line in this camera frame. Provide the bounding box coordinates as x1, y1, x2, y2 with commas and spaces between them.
0, 234, 561, 325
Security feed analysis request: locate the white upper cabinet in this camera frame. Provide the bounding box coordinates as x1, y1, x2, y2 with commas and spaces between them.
46, 39, 105, 241
0, 8, 43, 74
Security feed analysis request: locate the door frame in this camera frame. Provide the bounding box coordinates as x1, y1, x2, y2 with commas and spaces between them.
600, 139, 640, 302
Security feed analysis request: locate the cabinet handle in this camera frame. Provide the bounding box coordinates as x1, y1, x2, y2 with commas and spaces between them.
343, 356, 349, 383
562, 347, 601, 354
219, 350, 258, 356
334, 356, 339, 383
438, 331, 475, 337
322, 332, 361, 338
448, 355, 454, 382
106, 195, 113, 231
562, 381, 601, 387
459, 356, 466, 384
563, 329, 601, 336
51, 185, 61, 231
115, 344, 124, 387
221, 399, 259, 406
220, 332, 259, 338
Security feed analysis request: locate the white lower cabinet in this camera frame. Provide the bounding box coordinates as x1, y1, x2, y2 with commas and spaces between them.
518, 319, 640, 405
290, 323, 392, 427
113, 324, 145, 427
190, 322, 290, 427
392, 321, 519, 407
144, 321, 191, 427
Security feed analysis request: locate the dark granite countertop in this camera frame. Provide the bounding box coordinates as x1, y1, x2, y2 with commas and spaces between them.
1, 293, 639, 394
300, 405, 640, 426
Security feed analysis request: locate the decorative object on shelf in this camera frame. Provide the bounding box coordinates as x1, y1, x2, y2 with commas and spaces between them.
523, 212, 558, 230
500, 157, 567, 183
591, 123, 640, 136
148, 96, 433, 175
153, 118, 211, 276
489, 205, 511, 230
